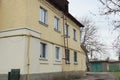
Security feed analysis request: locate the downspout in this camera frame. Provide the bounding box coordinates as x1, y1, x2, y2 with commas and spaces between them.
26, 33, 31, 80
62, 13, 65, 72
25, 0, 30, 79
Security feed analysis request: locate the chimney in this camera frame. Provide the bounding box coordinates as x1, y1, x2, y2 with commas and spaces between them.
119, 56, 120, 61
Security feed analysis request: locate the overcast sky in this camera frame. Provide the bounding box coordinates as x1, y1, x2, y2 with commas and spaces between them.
68, 0, 119, 60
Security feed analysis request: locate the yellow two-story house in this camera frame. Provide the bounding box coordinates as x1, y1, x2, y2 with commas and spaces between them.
0, 0, 86, 80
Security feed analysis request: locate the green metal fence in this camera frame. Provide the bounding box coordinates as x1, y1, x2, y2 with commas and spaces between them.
91, 62, 103, 72
109, 64, 120, 72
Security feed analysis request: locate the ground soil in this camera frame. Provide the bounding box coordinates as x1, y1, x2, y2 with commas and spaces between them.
79, 72, 118, 80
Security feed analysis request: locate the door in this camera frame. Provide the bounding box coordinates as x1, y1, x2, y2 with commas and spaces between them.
91, 62, 103, 72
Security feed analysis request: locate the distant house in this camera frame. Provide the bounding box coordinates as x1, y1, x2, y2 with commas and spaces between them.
89, 60, 120, 72
0, 0, 86, 80
89, 60, 108, 72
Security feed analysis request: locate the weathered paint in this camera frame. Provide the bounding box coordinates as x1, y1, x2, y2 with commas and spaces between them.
0, 0, 86, 75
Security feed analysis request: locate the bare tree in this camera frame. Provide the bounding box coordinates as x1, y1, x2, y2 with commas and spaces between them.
99, 0, 120, 56
80, 18, 107, 59
113, 35, 120, 56
99, 0, 120, 29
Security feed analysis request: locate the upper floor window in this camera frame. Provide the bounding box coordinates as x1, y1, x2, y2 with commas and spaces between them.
74, 51, 78, 63
40, 7, 48, 24
65, 24, 69, 37
40, 42, 47, 59
73, 29, 77, 40
55, 46, 61, 61
54, 17, 60, 32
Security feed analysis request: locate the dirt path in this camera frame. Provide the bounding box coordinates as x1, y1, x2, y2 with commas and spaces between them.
80, 72, 118, 80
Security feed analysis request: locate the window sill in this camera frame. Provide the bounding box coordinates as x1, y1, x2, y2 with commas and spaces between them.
64, 35, 70, 38
39, 21, 48, 27
66, 61, 70, 64
54, 60, 62, 65
55, 59, 61, 62
39, 58, 48, 61
39, 58, 48, 64
73, 39, 77, 42
74, 62, 78, 65
54, 28, 61, 33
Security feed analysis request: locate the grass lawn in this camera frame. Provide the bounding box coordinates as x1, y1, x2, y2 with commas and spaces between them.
111, 72, 120, 78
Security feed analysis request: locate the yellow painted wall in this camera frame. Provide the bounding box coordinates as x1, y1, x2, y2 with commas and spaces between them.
0, 0, 26, 30
0, 0, 86, 71
24, 0, 64, 45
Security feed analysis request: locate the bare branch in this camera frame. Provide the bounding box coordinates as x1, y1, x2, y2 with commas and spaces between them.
99, 0, 120, 56
80, 18, 107, 59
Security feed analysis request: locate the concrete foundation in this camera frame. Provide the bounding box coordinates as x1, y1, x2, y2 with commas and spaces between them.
0, 74, 8, 80
0, 71, 85, 80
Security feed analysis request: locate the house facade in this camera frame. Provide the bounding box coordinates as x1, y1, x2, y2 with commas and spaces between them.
0, 0, 86, 80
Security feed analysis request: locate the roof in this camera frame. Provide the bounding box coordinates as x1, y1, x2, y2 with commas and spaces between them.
67, 13, 84, 27
90, 60, 120, 63
46, 0, 69, 12
90, 60, 108, 63
109, 61, 120, 63
46, 0, 84, 27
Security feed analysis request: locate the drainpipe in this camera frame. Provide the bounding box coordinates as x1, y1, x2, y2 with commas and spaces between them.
27, 33, 31, 80
62, 13, 65, 72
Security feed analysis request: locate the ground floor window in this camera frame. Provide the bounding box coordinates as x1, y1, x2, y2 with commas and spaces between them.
65, 49, 70, 64
40, 42, 47, 59
55, 46, 61, 61
74, 51, 78, 63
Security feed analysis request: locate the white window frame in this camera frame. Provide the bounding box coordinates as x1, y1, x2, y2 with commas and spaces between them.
40, 7, 48, 24
40, 42, 48, 59
74, 51, 78, 63
54, 16, 60, 31
65, 24, 69, 37
55, 46, 61, 61
73, 29, 77, 40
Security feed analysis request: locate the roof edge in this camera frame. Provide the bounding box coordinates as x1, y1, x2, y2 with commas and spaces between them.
46, 0, 84, 28
67, 13, 84, 27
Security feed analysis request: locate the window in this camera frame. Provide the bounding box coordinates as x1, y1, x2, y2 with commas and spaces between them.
40, 43, 47, 59
40, 7, 48, 24
73, 29, 77, 40
65, 24, 69, 37
74, 51, 77, 63
54, 17, 60, 31
55, 47, 61, 61
65, 49, 70, 64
